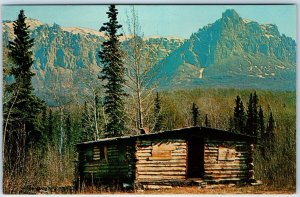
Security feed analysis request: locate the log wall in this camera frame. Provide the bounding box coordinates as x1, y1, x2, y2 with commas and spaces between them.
135, 139, 187, 182
203, 139, 254, 183
77, 143, 136, 184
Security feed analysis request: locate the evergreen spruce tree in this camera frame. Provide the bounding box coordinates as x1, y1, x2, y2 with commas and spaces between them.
191, 103, 199, 126
252, 92, 259, 136
5, 10, 45, 151
99, 5, 126, 137
266, 111, 275, 149
246, 92, 259, 136
154, 92, 163, 132
95, 94, 100, 122
246, 93, 253, 135
233, 96, 246, 133
258, 106, 265, 143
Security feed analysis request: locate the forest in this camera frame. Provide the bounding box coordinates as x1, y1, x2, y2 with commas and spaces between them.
2, 5, 296, 194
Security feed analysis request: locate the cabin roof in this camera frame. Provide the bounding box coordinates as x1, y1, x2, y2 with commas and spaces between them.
76, 126, 256, 147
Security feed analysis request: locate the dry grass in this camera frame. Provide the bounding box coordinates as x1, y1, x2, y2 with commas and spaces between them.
141, 185, 295, 194
75, 185, 296, 195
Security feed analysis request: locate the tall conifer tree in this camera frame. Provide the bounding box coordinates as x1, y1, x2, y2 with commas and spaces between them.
5, 10, 45, 148
233, 96, 246, 133
154, 92, 163, 131
265, 111, 275, 149
246, 92, 259, 136
192, 103, 199, 126
99, 5, 126, 137
258, 106, 265, 142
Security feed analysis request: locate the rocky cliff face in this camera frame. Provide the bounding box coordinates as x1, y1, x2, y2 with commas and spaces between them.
153, 9, 296, 90
2, 18, 184, 104
2, 9, 296, 105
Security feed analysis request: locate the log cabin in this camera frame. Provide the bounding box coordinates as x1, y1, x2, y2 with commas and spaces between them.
75, 127, 257, 190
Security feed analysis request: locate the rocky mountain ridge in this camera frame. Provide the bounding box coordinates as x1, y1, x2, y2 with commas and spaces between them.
152, 9, 296, 90
2, 9, 296, 105
2, 18, 184, 104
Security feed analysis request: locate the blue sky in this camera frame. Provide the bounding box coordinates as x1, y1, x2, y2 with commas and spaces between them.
2, 5, 297, 40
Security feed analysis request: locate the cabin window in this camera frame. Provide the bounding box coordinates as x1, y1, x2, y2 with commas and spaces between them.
99, 145, 108, 162
218, 145, 236, 161
150, 143, 176, 160
92, 145, 108, 161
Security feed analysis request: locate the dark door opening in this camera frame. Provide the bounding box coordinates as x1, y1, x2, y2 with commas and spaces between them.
187, 138, 204, 178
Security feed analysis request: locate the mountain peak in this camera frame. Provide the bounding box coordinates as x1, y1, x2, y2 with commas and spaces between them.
222, 9, 240, 20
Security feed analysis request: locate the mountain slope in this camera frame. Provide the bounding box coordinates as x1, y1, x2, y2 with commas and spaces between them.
153, 9, 296, 90
2, 18, 184, 104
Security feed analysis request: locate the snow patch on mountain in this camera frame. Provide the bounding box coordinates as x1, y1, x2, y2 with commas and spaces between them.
62, 26, 106, 37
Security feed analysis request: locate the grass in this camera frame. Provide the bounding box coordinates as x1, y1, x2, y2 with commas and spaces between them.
74, 184, 296, 195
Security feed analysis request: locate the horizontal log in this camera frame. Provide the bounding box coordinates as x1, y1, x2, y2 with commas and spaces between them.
205, 168, 249, 172
205, 170, 249, 175
137, 155, 186, 159
204, 151, 218, 155
97, 169, 129, 173
138, 157, 186, 162
136, 150, 152, 153
174, 147, 187, 150
171, 153, 186, 156
137, 166, 186, 172
137, 171, 186, 175
143, 185, 173, 189
205, 177, 247, 182
136, 152, 152, 157
216, 161, 248, 165
136, 160, 186, 165
204, 163, 249, 168
136, 163, 186, 167
136, 146, 152, 150
204, 155, 218, 158
172, 149, 187, 153
204, 154, 218, 157
204, 159, 218, 163
205, 174, 248, 178
205, 151, 251, 156
204, 150, 219, 153
204, 147, 219, 150
148, 157, 172, 161
137, 175, 186, 180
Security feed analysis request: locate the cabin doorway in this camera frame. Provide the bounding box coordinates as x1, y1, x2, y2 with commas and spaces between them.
187, 138, 204, 178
